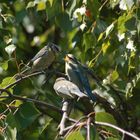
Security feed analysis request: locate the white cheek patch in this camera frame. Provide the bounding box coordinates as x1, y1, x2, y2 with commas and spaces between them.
33, 57, 42, 66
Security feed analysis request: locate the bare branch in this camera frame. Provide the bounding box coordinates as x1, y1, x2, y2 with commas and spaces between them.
63, 113, 140, 140
5, 71, 44, 90
64, 116, 87, 138
87, 117, 91, 140
59, 100, 69, 136
95, 121, 140, 140
0, 88, 61, 113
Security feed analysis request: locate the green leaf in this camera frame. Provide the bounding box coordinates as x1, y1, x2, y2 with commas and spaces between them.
97, 32, 104, 42
14, 102, 41, 130
56, 13, 72, 32
87, 0, 100, 19
105, 23, 114, 38
110, 70, 119, 82
102, 40, 110, 54
46, 0, 62, 19
89, 126, 99, 140
68, 0, 77, 17
39, 119, 52, 134
83, 32, 96, 52
125, 16, 136, 31
48, 0, 53, 6
37, 2, 46, 11
14, 100, 23, 107
0, 77, 16, 88
5, 126, 17, 140
117, 13, 132, 34
7, 112, 20, 129
95, 112, 117, 125
0, 60, 8, 70
66, 130, 85, 140
26, 1, 35, 9
5, 44, 16, 57
95, 112, 119, 136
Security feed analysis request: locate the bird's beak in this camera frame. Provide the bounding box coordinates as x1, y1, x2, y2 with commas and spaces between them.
64, 55, 69, 62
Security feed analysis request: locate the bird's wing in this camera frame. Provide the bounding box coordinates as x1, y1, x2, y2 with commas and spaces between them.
31, 47, 48, 62
79, 62, 103, 88
74, 66, 96, 101
65, 81, 86, 98
54, 82, 74, 98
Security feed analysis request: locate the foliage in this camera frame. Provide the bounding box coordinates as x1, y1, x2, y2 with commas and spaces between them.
0, 0, 140, 139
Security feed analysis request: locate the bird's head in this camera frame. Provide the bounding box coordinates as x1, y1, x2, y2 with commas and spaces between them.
48, 43, 61, 53
55, 77, 66, 82
64, 54, 78, 64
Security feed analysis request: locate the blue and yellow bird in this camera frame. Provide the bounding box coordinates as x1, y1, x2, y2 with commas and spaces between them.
64, 54, 96, 102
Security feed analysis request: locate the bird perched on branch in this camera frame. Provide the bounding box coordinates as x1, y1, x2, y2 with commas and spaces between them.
53, 77, 87, 99
64, 54, 96, 102
16, 43, 60, 78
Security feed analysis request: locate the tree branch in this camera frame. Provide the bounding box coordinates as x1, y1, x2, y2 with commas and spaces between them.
63, 113, 140, 140
59, 100, 69, 136
87, 117, 91, 140
0, 88, 62, 113
95, 121, 140, 140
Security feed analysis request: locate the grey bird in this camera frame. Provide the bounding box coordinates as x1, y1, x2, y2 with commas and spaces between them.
17, 43, 60, 77
53, 77, 87, 99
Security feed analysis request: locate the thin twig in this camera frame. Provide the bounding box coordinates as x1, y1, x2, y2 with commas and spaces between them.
93, 92, 128, 128
0, 89, 62, 113
87, 117, 91, 140
59, 100, 69, 136
99, 0, 108, 11
5, 71, 44, 90
64, 116, 87, 138
95, 121, 140, 140
64, 114, 140, 140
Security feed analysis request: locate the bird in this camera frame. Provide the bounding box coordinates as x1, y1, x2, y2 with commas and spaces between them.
64, 54, 96, 102
16, 42, 60, 78
53, 77, 87, 99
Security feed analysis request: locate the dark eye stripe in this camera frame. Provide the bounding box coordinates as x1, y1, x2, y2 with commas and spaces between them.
67, 56, 75, 61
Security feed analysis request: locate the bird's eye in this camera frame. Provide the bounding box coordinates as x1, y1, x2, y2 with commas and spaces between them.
68, 56, 76, 61
54, 45, 60, 52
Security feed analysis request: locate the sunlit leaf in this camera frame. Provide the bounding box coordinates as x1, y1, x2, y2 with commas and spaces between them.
37, 2, 46, 11
14, 100, 23, 107
48, 0, 53, 6
5, 126, 17, 140
26, 1, 35, 9
95, 112, 117, 125
117, 13, 132, 33
126, 39, 136, 51
102, 40, 110, 54
5, 44, 16, 57
119, 0, 134, 10
0, 77, 16, 88
95, 112, 119, 136
110, 70, 119, 82
1, 60, 8, 70
97, 32, 104, 42
68, 0, 77, 17
105, 23, 114, 38
66, 130, 84, 140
